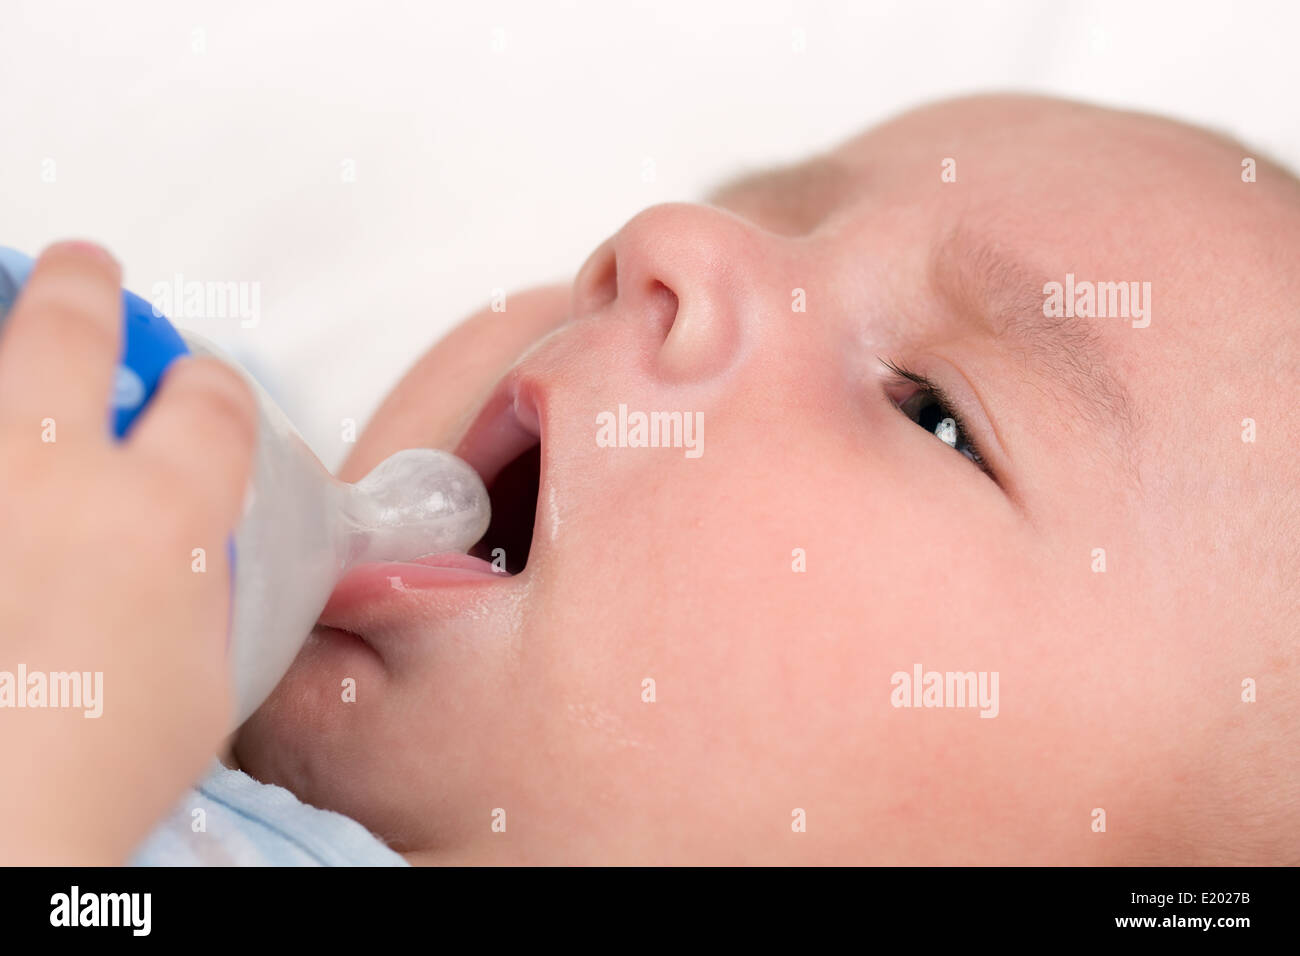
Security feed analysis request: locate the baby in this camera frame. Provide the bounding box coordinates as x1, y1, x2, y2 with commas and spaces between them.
216, 93, 1300, 865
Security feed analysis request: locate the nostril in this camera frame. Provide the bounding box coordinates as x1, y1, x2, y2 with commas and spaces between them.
646, 279, 679, 342
573, 242, 618, 319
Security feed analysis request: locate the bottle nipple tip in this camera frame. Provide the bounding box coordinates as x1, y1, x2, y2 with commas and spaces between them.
344, 448, 490, 563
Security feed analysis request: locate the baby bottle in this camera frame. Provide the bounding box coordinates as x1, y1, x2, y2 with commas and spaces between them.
0, 246, 490, 727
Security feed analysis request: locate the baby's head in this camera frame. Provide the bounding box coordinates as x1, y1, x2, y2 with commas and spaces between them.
237, 94, 1300, 864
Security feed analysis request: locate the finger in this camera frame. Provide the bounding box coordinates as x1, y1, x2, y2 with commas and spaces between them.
127, 355, 258, 529
0, 241, 123, 438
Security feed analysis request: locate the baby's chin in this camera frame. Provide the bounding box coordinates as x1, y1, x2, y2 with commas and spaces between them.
233, 649, 453, 849
234, 684, 320, 789
235, 716, 389, 852
234, 661, 369, 804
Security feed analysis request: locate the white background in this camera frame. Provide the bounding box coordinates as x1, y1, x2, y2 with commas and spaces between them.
3, 0, 1296, 466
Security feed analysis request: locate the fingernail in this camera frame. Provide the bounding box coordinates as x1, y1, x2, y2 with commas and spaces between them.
50, 239, 119, 270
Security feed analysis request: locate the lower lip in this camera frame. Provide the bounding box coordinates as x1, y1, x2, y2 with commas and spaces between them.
322, 552, 509, 617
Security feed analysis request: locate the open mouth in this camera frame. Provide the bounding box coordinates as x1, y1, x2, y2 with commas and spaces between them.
456, 385, 544, 576
469, 442, 540, 574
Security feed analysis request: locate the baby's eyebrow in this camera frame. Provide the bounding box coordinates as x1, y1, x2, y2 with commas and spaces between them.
929, 229, 1140, 457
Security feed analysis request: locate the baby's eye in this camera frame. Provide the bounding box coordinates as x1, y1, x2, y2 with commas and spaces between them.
895, 389, 984, 467
879, 358, 994, 479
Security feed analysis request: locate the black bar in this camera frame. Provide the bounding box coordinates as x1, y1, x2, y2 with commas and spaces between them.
0, 865, 1289, 942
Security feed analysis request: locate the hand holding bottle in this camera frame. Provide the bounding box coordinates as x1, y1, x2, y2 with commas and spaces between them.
0, 241, 257, 864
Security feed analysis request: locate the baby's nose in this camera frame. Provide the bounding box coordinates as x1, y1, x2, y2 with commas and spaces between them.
572, 202, 766, 383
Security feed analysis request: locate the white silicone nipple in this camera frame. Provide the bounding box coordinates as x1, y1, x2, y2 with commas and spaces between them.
338, 448, 490, 567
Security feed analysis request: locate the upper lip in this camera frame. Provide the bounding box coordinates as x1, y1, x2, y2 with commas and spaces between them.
453, 369, 544, 488
454, 369, 547, 574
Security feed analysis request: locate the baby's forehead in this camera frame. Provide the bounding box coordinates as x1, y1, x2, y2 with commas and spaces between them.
713, 95, 1290, 232
716, 97, 1300, 343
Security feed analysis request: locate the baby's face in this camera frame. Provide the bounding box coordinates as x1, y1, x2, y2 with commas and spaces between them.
237, 95, 1300, 864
